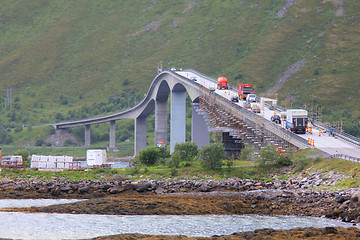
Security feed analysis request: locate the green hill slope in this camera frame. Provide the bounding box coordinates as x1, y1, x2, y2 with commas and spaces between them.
0, 0, 359, 143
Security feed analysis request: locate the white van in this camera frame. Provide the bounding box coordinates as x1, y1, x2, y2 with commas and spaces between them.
246, 94, 257, 102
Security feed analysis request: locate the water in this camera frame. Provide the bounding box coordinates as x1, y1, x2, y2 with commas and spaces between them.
108, 161, 130, 168
0, 212, 356, 239
0, 199, 84, 209
0, 199, 357, 239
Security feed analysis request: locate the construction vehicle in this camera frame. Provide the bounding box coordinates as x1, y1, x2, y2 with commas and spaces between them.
217, 76, 228, 90
285, 109, 308, 134
238, 84, 253, 100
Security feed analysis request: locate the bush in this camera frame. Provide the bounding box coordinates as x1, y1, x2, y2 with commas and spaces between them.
174, 142, 198, 162
239, 147, 252, 161
256, 145, 291, 170
198, 143, 225, 170
137, 146, 160, 166
167, 151, 181, 168
158, 146, 170, 159
292, 156, 310, 172
35, 139, 45, 146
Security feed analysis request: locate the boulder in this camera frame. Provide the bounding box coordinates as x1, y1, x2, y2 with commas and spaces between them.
78, 186, 90, 194
108, 186, 125, 194
351, 192, 360, 202
135, 183, 151, 192
51, 186, 61, 196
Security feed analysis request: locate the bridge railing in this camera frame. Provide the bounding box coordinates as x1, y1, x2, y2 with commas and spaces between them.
198, 84, 309, 150
329, 154, 360, 163
312, 120, 360, 147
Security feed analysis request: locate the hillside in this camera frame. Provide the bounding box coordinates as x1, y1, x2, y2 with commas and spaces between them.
0, 0, 359, 145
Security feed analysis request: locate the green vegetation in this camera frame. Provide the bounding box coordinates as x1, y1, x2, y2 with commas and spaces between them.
174, 142, 198, 162
2, 144, 360, 191
0, 0, 358, 148
198, 143, 226, 170
256, 145, 292, 172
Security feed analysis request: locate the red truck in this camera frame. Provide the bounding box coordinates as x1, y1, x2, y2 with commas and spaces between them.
238, 84, 253, 100
217, 76, 228, 90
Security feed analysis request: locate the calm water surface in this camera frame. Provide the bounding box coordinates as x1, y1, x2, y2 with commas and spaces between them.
0, 199, 357, 239
0, 212, 357, 239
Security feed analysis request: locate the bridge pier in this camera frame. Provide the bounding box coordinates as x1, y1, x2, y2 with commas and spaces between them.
192, 103, 210, 149
108, 120, 117, 152
170, 90, 186, 153
155, 99, 168, 146
85, 125, 91, 147
135, 117, 147, 155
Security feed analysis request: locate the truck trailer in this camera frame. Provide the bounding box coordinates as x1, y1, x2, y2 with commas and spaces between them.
217, 76, 228, 90
286, 109, 308, 134
238, 84, 253, 100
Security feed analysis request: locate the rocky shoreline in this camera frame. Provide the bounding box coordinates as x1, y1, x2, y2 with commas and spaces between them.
1, 177, 360, 223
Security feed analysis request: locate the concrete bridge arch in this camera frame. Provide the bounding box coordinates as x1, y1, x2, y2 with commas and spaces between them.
54, 70, 210, 154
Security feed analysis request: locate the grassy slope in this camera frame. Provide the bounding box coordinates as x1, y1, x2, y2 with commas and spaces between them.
0, 0, 359, 139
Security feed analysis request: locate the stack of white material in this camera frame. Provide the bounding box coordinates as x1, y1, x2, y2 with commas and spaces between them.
30, 155, 74, 169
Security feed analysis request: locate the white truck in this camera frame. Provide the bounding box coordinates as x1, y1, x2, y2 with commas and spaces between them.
86, 149, 107, 167
285, 109, 308, 134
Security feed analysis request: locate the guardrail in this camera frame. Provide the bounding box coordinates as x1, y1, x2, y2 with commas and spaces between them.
186, 69, 309, 149
313, 120, 360, 147
329, 154, 360, 163
198, 85, 309, 150
187, 68, 360, 149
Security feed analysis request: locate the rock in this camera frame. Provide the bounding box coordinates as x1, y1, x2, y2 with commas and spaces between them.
78, 186, 90, 194
123, 183, 135, 190
51, 186, 61, 196
135, 183, 151, 192
198, 185, 211, 192
154, 187, 166, 194
351, 192, 360, 202
37, 187, 49, 193
60, 186, 72, 192
108, 186, 125, 194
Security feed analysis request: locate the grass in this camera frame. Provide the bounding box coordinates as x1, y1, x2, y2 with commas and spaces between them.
0, 0, 359, 150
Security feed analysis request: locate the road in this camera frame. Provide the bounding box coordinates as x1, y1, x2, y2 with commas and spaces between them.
178, 70, 360, 158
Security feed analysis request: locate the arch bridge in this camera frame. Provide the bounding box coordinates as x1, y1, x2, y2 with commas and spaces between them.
53, 69, 310, 155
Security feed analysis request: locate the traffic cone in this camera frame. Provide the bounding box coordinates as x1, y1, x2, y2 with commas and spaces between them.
312, 139, 315, 147
319, 130, 321, 137
308, 138, 311, 145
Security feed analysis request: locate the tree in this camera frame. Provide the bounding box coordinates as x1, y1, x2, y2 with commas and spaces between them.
198, 143, 225, 170
137, 146, 160, 166
174, 142, 198, 162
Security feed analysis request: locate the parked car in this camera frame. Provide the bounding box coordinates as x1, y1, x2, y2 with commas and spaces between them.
231, 96, 239, 102
209, 87, 215, 91
251, 104, 261, 113
246, 94, 257, 102
271, 115, 281, 124
244, 101, 251, 108
191, 76, 197, 81
171, 67, 176, 71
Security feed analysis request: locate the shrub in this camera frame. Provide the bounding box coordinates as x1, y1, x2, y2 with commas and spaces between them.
239, 147, 252, 161
198, 143, 225, 170
158, 146, 170, 159
35, 139, 45, 146
174, 142, 198, 162
167, 150, 181, 168
256, 145, 291, 170
137, 146, 160, 166
292, 156, 310, 172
